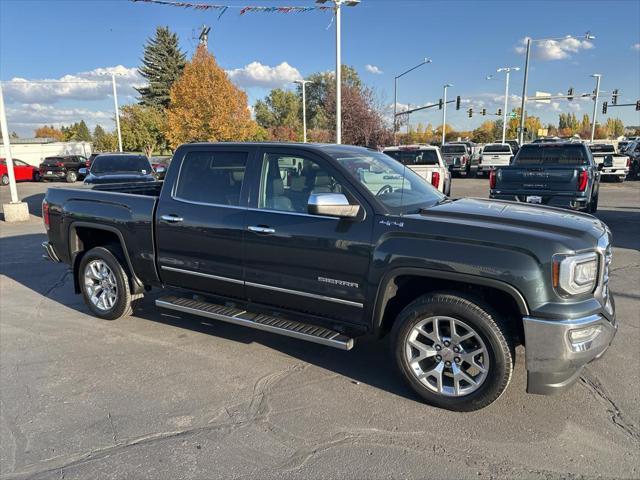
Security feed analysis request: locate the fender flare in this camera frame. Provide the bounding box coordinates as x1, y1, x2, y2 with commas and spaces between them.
371, 267, 530, 334
68, 221, 143, 293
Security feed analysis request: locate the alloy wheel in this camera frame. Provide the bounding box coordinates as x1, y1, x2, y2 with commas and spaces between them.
84, 260, 118, 311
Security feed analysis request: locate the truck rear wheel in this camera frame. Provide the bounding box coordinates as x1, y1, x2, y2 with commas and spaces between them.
66, 170, 77, 183
391, 292, 514, 411
78, 246, 134, 320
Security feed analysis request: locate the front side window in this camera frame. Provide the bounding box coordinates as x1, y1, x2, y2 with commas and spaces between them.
175, 151, 247, 206
258, 153, 345, 213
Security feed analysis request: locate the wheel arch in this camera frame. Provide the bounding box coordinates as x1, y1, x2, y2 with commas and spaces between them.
372, 268, 529, 341
69, 222, 143, 295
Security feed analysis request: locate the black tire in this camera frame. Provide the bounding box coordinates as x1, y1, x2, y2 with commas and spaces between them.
588, 194, 599, 213
33, 172, 41, 182
66, 170, 78, 183
78, 246, 134, 320
1, 174, 8, 186
391, 292, 514, 411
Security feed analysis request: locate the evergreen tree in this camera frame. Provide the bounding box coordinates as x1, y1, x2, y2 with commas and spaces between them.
93, 124, 107, 143
76, 120, 91, 141
136, 26, 187, 108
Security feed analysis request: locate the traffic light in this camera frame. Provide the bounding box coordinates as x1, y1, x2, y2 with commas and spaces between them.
636, 100, 640, 111
455, 95, 461, 110
481, 108, 486, 116
438, 98, 443, 110
602, 101, 608, 114
497, 108, 502, 116
567, 87, 574, 101
612, 89, 619, 105
468, 108, 473, 118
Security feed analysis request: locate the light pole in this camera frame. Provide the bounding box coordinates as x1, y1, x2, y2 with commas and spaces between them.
488, 67, 520, 144
394, 58, 432, 142
0, 84, 18, 204
316, 0, 360, 144
294, 79, 312, 143
590, 73, 601, 143
518, 32, 595, 144
441, 83, 452, 146
111, 73, 123, 152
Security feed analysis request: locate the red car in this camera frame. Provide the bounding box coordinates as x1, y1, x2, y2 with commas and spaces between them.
1, 158, 40, 185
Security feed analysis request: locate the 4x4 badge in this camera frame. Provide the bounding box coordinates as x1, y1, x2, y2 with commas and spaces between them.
379, 220, 404, 228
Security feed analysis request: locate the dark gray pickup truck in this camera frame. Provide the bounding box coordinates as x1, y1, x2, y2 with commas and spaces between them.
42, 142, 616, 411
490, 142, 601, 212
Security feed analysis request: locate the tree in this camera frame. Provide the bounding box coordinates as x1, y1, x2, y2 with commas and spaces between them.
75, 120, 91, 141
254, 89, 301, 140
93, 131, 118, 152
166, 45, 257, 148
471, 121, 496, 143
136, 26, 187, 109
120, 105, 167, 157
34, 125, 64, 141
605, 118, 624, 138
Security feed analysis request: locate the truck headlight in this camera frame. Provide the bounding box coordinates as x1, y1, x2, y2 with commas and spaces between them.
553, 252, 599, 295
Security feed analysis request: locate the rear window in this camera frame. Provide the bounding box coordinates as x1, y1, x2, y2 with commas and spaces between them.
483, 145, 511, 153
174, 151, 248, 206
91, 155, 152, 174
588, 144, 615, 153
42, 157, 64, 165
513, 144, 589, 166
441, 145, 466, 154
385, 149, 440, 165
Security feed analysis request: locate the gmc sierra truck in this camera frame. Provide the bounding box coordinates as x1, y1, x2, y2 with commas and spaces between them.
42, 142, 617, 411
490, 142, 602, 213
587, 143, 630, 182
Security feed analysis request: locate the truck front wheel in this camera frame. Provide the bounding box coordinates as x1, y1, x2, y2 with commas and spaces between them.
78, 246, 134, 320
391, 292, 514, 411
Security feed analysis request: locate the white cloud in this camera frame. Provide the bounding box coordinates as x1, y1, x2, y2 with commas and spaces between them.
515, 36, 594, 61
2, 66, 145, 104
365, 64, 383, 75
225, 61, 301, 89
633, 43, 640, 51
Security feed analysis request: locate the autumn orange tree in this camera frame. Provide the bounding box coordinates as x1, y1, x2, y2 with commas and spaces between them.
166, 45, 256, 148
34, 125, 65, 141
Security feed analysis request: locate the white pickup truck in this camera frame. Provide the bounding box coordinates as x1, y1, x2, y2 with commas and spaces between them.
383, 145, 451, 195
588, 143, 630, 182
477, 143, 513, 176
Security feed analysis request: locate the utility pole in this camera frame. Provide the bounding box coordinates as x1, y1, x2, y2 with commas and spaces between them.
492, 67, 520, 144
518, 38, 531, 145
590, 74, 601, 143
442, 84, 452, 145
111, 73, 123, 152
294, 80, 312, 143
198, 25, 211, 48
316, 0, 360, 144
0, 83, 29, 221
393, 58, 432, 144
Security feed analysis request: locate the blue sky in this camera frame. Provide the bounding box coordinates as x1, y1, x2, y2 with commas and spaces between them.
1, 0, 639, 137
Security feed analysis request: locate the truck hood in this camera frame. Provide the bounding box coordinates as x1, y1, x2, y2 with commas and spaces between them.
408, 197, 607, 251
84, 172, 156, 184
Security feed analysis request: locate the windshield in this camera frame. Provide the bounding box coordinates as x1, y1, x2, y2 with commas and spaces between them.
326, 148, 444, 214
91, 155, 151, 174
442, 145, 466, 154
483, 144, 511, 153
384, 149, 439, 165
513, 144, 589, 165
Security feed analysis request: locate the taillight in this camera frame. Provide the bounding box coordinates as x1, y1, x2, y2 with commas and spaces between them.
85, 161, 90, 167
56, 162, 64, 167
461, 155, 467, 165
431, 171, 440, 188
489, 170, 496, 189
42, 200, 50, 230
577, 170, 588, 192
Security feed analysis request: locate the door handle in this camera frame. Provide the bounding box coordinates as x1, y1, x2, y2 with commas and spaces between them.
161, 214, 184, 223
248, 225, 276, 234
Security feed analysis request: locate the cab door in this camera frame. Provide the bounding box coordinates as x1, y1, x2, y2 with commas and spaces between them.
155, 146, 256, 300
242, 147, 374, 325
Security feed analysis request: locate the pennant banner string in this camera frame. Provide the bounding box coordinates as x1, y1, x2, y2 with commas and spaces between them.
130, 0, 334, 15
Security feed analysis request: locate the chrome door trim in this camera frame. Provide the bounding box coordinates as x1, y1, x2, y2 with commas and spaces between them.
160, 265, 244, 285
245, 281, 363, 308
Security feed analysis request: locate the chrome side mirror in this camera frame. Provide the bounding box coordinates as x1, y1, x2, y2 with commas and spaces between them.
308, 193, 360, 219
78, 167, 88, 176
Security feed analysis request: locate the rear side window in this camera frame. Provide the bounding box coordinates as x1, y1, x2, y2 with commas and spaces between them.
385, 149, 440, 165
514, 145, 589, 165
175, 151, 247, 206
483, 145, 511, 153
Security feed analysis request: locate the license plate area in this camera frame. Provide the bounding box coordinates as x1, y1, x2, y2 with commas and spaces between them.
526, 195, 542, 204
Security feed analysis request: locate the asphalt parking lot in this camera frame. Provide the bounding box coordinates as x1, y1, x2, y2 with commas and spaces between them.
1, 178, 639, 479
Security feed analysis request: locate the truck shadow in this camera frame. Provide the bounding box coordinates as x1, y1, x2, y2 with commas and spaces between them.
22, 193, 45, 218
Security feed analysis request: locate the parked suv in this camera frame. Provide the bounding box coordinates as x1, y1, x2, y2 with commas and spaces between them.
39, 155, 89, 183
42, 142, 616, 411
383, 145, 451, 195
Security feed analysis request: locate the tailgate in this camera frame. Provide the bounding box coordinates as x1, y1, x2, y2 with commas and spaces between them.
496, 167, 579, 192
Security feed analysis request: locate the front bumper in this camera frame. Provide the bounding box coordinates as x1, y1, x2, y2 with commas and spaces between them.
523, 312, 617, 395
42, 241, 61, 262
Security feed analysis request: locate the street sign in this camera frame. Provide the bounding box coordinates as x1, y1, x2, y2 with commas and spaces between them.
509, 112, 517, 118
534, 91, 551, 104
